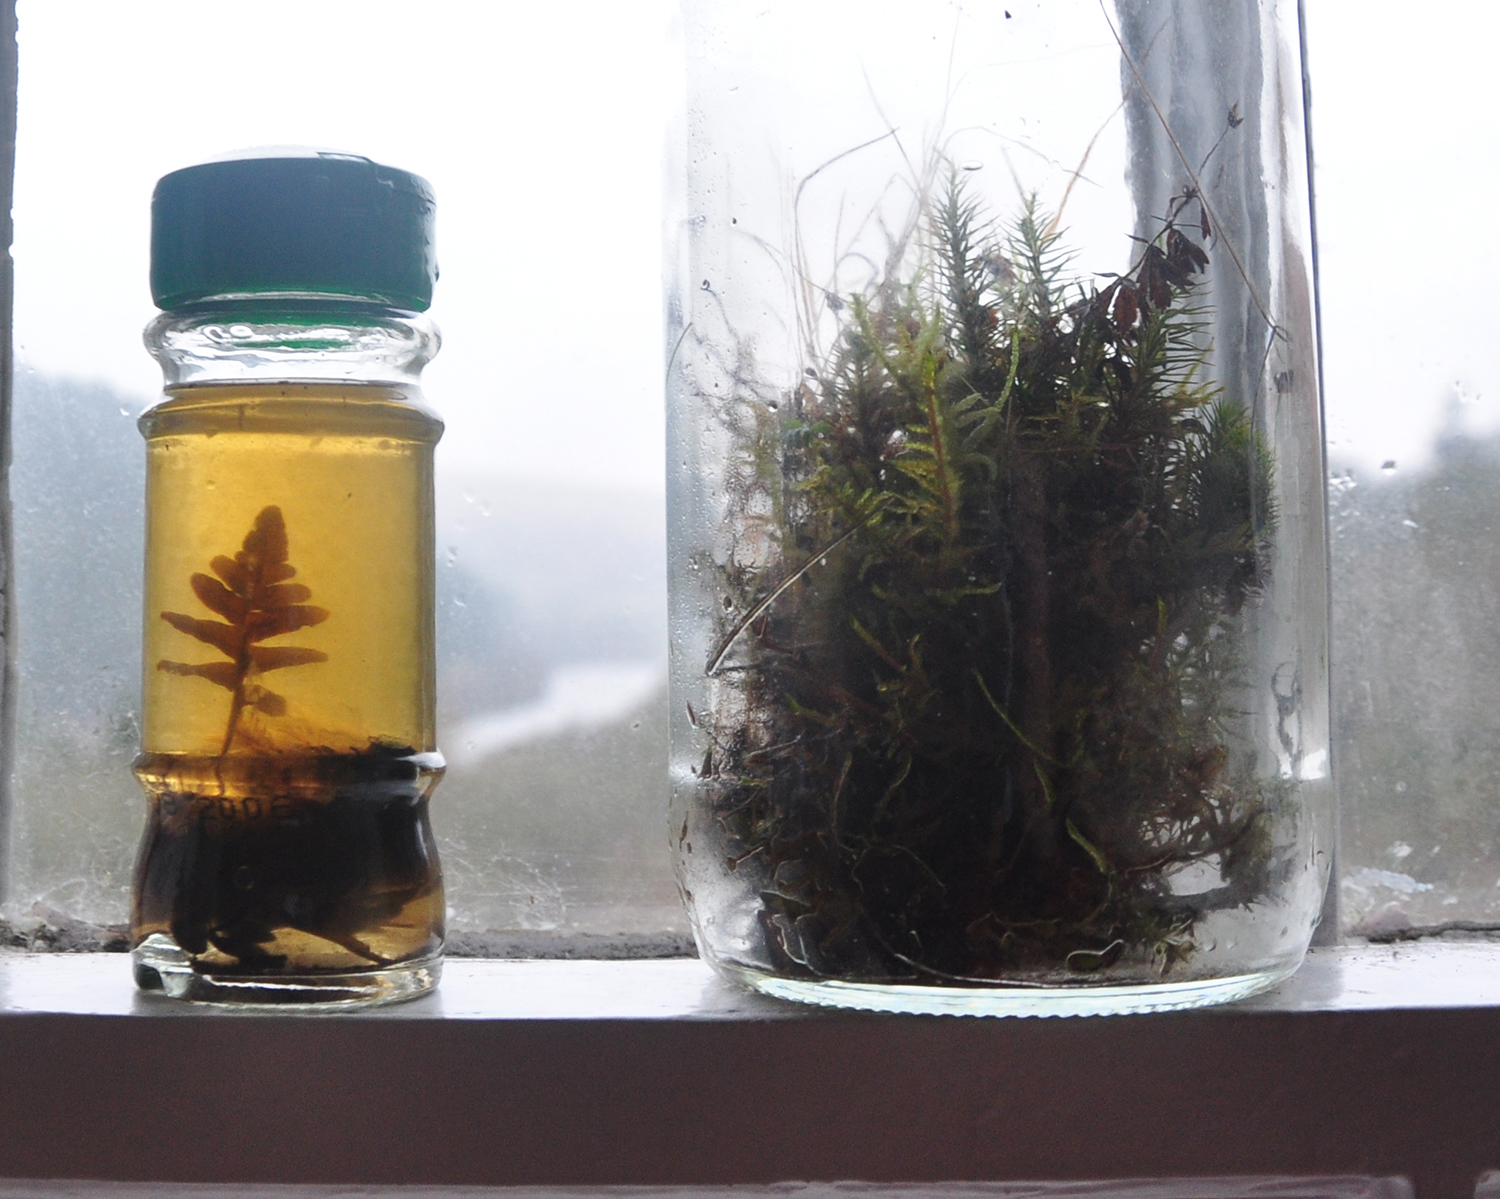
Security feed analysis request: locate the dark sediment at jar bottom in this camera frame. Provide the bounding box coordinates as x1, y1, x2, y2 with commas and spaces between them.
131, 749, 444, 1001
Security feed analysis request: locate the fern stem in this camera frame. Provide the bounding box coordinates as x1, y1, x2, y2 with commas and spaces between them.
220, 680, 247, 756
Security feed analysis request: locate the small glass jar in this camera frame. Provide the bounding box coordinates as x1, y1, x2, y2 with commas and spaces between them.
130, 150, 446, 1005
666, 0, 1331, 1015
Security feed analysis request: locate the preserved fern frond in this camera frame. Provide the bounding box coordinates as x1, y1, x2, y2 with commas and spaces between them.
158, 504, 329, 754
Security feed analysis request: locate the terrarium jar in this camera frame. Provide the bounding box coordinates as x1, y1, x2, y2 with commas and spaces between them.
666, 0, 1331, 1015
130, 150, 445, 1005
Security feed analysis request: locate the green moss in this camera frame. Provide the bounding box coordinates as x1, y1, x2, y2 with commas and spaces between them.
698, 176, 1286, 983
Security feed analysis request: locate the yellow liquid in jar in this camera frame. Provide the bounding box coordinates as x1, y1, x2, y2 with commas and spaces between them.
139, 383, 440, 756
131, 384, 445, 985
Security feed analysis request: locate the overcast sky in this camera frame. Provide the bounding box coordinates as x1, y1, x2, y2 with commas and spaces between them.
13, 0, 675, 491
11, 1, 1500, 487
1304, 1, 1500, 473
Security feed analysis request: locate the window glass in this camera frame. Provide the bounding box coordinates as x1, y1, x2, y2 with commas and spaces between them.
12, 0, 1500, 954
4, 0, 686, 944
1304, 1, 1500, 936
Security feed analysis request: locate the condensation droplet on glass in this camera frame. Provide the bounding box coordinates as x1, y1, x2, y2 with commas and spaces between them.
453, 597, 466, 608
961, 160, 984, 171
1402, 519, 1419, 530
1381, 460, 1397, 473
462, 490, 475, 505
445, 546, 457, 566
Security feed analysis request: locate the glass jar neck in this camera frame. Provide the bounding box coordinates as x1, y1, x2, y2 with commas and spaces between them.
144, 299, 440, 388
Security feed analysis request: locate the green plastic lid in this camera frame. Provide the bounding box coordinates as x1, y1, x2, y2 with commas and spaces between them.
150, 148, 437, 311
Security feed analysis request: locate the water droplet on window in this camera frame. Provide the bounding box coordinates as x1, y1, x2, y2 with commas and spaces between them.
1381, 460, 1397, 473
961, 160, 984, 171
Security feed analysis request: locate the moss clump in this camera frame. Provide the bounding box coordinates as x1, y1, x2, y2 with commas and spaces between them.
698, 177, 1286, 983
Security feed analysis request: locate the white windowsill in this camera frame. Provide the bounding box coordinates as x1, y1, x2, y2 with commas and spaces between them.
0, 945, 1497, 1197
2, 942, 1500, 1018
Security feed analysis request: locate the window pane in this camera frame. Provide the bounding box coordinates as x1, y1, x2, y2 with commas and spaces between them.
4, 0, 686, 944
1306, 1, 1500, 936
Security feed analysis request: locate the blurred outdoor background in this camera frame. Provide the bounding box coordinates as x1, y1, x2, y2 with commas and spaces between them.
3, 1, 1499, 944
3, 1, 685, 946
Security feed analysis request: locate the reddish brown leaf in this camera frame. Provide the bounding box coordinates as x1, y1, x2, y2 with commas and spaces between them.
247, 604, 330, 641
262, 582, 312, 607
249, 645, 329, 672
157, 660, 239, 691
211, 555, 251, 595
1139, 253, 1172, 311
160, 612, 240, 658
1164, 229, 1208, 281
1112, 285, 1139, 334
190, 572, 247, 622
241, 505, 289, 568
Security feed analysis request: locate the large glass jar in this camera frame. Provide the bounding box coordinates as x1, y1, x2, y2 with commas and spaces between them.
665, 0, 1330, 1015
130, 150, 445, 1005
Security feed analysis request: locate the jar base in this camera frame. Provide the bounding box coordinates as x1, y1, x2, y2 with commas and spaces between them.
718, 958, 1300, 1018
132, 933, 440, 1008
